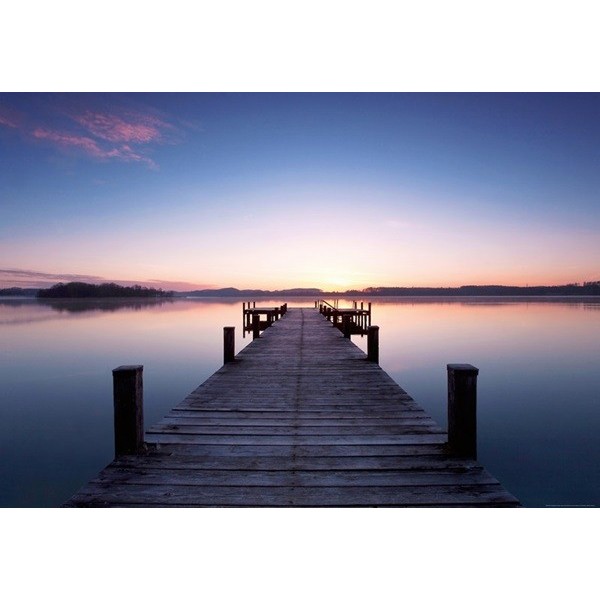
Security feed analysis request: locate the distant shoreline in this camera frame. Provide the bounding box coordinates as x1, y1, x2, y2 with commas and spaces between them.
1, 282, 599, 298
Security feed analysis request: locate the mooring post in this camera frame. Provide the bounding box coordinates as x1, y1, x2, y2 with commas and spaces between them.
112, 365, 144, 457
447, 364, 479, 459
343, 314, 351, 338
252, 313, 260, 339
367, 326, 379, 363
223, 327, 235, 364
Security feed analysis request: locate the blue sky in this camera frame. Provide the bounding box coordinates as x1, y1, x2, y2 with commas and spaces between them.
1, 93, 598, 290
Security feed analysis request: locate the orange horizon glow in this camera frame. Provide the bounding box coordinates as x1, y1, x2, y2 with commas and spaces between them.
1, 268, 596, 293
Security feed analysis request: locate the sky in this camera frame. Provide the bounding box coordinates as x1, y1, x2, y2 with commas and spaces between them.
1, 92, 598, 291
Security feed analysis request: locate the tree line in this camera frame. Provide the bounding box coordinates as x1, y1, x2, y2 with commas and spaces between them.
36, 282, 173, 298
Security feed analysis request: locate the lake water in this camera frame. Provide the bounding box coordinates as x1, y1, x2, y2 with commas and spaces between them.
1, 296, 598, 508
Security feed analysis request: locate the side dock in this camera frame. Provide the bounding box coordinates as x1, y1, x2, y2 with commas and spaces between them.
64, 307, 519, 507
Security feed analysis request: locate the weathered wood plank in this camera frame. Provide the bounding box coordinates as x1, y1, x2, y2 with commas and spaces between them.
65, 483, 519, 507
112, 454, 487, 471
144, 433, 449, 445
147, 424, 444, 435
90, 467, 499, 487
141, 443, 450, 457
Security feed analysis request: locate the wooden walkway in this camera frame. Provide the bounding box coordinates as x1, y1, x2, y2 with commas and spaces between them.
65, 308, 519, 507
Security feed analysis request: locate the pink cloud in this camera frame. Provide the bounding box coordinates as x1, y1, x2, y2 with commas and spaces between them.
71, 110, 168, 144
33, 128, 105, 155
32, 127, 158, 168
2, 101, 177, 168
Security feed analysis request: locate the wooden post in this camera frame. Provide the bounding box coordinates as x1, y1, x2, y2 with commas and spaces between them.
343, 315, 351, 338
223, 327, 235, 364
113, 365, 144, 457
447, 364, 479, 459
274, 307, 280, 320
367, 326, 379, 363
252, 313, 260, 339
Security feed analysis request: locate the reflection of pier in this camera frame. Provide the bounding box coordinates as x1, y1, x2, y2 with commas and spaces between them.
317, 299, 372, 337
65, 305, 519, 507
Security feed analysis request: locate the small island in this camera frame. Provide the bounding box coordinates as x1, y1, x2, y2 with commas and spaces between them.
36, 282, 173, 299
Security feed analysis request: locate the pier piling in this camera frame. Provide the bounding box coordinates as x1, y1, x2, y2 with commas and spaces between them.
447, 364, 479, 459
223, 327, 235, 364
367, 325, 379, 363
112, 365, 144, 457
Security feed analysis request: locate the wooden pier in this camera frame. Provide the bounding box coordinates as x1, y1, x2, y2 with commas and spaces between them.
64, 307, 519, 507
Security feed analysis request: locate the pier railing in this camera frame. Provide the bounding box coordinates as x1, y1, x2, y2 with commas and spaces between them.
316, 299, 371, 337
242, 302, 288, 338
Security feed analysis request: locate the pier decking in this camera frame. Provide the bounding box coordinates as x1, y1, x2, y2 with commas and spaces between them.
65, 307, 519, 507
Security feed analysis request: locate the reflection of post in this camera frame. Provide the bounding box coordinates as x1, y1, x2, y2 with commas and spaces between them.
367, 326, 379, 363
252, 313, 260, 339
224, 327, 235, 364
113, 365, 144, 457
447, 364, 478, 459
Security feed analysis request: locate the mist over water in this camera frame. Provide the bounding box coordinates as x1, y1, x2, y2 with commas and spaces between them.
1, 296, 598, 507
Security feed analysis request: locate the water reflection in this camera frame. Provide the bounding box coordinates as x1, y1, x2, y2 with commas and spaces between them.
0, 296, 598, 507
39, 297, 175, 313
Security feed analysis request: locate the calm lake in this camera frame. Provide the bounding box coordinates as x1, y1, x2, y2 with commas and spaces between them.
1, 296, 598, 508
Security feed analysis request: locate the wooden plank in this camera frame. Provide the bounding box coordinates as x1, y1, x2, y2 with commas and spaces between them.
146, 424, 444, 435
158, 416, 434, 426
65, 483, 519, 507
144, 433, 448, 445
140, 443, 450, 457
112, 454, 487, 471
90, 466, 499, 487
160, 410, 431, 427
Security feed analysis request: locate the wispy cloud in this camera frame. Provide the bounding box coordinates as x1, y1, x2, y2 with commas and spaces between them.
0, 104, 20, 128
0, 268, 214, 292
71, 110, 169, 144
32, 126, 158, 168
0, 99, 180, 169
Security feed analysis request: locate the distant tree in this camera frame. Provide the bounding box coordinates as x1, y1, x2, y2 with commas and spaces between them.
36, 282, 173, 298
